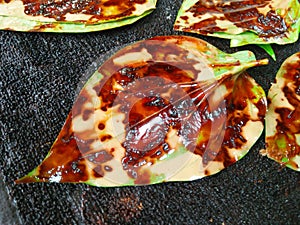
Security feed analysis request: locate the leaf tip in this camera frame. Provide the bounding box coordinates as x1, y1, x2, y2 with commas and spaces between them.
15, 175, 40, 184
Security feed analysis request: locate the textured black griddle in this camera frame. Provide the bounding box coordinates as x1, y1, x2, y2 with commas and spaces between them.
1, 0, 300, 224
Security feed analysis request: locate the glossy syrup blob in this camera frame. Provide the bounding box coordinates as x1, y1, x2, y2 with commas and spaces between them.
16, 36, 268, 186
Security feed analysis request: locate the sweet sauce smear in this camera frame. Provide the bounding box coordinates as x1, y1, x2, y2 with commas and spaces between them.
2, 0, 147, 21
16, 37, 267, 184
266, 53, 300, 168
177, 0, 288, 38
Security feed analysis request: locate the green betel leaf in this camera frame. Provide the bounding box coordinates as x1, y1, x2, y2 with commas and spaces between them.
16, 36, 268, 187
174, 0, 300, 58
256, 44, 276, 61
265, 52, 300, 171
0, 0, 157, 32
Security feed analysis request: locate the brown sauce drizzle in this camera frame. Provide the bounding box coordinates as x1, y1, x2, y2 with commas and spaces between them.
267, 54, 300, 164
23, 112, 116, 182
98, 122, 105, 130
19, 38, 266, 184
182, 0, 288, 38
93, 165, 104, 178
104, 165, 113, 172
33, 113, 89, 182
95, 59, 263, 180
85, 150, 113, 164
16, 0, 146, 21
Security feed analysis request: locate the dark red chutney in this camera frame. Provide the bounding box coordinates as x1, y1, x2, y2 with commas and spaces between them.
9, 0, 147, 21
95, 61, 264, 180
17, 44, 265, 183
267, 54, 300, 167
181, 0, 288, 38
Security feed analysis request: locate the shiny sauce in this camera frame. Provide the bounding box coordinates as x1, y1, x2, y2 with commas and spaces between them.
18, 38, 266, 184
8, 0, 147, 21
267, 54, 300, 166
31, 63, 259, 183
95, 61, 263, 180
179, 0, 288, 38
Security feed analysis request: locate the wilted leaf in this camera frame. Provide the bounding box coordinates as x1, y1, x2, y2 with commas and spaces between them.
0, 0, 157, 32
265, 52, 300, 171
17, 36, 268, 187
174, 0, 300, 58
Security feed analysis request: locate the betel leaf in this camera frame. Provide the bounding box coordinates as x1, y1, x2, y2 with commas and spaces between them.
174, 0, 300, 58
0, 0, 157, 32
16, 36, 268, 187
265, 52, 300, 171
257, 44, 276, 61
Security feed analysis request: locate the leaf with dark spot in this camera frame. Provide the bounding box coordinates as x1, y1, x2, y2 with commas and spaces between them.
265, 52, 300, 171
0, 0, 157, 32
174, 0, 300, 58
16, 36, 268, 187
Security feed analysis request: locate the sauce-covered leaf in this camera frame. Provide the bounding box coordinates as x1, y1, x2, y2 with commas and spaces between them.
0, 0, 157, 32
174, 0, 300, 56
265, 52, 300, 171
16, 36, 268, 187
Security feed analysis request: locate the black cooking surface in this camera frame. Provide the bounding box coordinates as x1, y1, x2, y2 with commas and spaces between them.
1, 0, 300, 224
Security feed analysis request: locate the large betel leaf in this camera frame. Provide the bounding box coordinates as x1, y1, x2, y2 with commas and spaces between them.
174, 0, 300, 51
0, 0, 157, 32
16, 36, 268, 187
265, 52, 300, 171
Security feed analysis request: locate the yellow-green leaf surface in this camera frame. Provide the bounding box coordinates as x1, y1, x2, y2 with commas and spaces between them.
17, 36, 268, 187
174, 0, 300, 57
0, 0, 157, 32
265, 52, 300, 171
